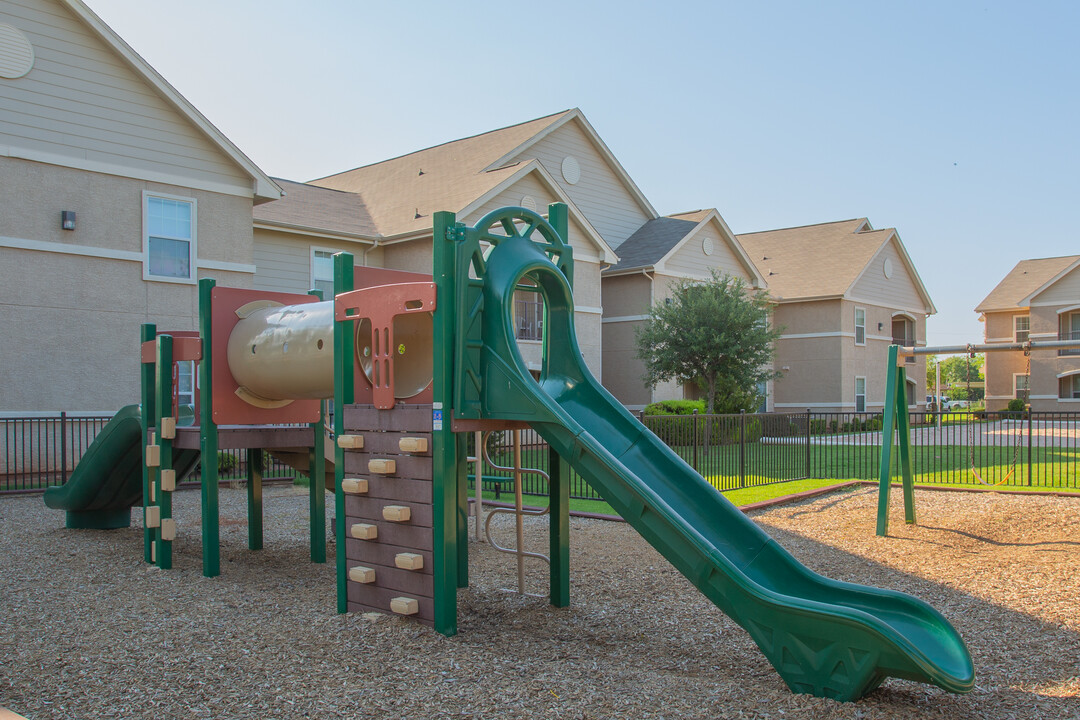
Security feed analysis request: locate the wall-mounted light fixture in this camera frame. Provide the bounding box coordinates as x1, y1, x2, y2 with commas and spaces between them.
877, 322, 884, 331
61, 210, 76, 231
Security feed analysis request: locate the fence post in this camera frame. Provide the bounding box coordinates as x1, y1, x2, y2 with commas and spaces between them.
1027, 409, 1033, 487
60, 410, 68, 483
739, 410, 746, 489
692, 409, 699, 472
805, 408, 811, 480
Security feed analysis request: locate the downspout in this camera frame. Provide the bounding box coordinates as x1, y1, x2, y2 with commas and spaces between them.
361, 237, 381, 267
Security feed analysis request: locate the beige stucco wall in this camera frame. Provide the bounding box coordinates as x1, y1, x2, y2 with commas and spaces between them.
0, 158, 253, 412
771, 300, 926, 411
983, 306, 1080, 411
601, 274, 652, 406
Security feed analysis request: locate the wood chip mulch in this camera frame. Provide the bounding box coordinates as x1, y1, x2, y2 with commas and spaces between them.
1, 485, 1077, 719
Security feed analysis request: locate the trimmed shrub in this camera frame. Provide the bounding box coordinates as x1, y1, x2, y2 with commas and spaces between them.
643, 400, 706, 416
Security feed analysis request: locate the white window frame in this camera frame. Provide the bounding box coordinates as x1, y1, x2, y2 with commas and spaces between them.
854, 307, 866, 346
1060, 372, 1080, 400
1013, 314, 1030, 342
311, 247, 336, 299
855, 376, 867, 412
143, 191, 197, 284
1013, 373, 1030, 400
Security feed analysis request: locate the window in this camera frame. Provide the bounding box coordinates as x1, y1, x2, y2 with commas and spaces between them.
144, 193, 195, 281
312, 249, 335, 298
1014, 374, 1030, 400
514, 286, 544, 341
176, 361, 195, 406
855, 377, 866, 412
1060, 311, 1080, 356
854, 308, 866, 345
1014, 314, 1030, 342
1060, 374, 1080, 399
892, 316, 915, 364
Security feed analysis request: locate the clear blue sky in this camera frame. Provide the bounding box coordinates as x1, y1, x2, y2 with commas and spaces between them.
89, 0, 1079, 347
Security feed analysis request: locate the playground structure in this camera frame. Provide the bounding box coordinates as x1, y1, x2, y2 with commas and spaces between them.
45, 204, 976, 701
875, 338, 1080, 537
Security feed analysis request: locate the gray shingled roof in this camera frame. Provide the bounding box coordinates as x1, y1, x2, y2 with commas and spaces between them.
253, 178, 377, 237
604, 217, 697, 272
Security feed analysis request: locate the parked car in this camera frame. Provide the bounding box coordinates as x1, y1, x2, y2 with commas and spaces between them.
942, 399, 970, 411
926, 395, 949, 411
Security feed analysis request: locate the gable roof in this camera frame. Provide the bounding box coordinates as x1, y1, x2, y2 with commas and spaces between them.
736, 218, 934, 311
604, 208, 764, 286
975, 255, 1080, 312
488, 108, 657, 220
253, 178, 377, 239
256, 162, 619, 264
307, 111, 573, 237
62, 0, 280, 202
605, 216, 698, 271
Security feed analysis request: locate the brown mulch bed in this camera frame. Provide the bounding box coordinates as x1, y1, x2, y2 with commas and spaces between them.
1, 485, 1077, 719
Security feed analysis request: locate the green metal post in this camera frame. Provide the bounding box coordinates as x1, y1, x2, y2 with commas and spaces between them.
332, 253, 355, 613
140, 323, 157, 563
432, 210, 460, 636
548, 445, 570, 607
548, 202, 572, 288
894, 365, 916, 525
199, 278, 220, 577
246, 448, 263, 550
308, 289, 327, 563
876, 346, 900, 536
155, 334, 174, 569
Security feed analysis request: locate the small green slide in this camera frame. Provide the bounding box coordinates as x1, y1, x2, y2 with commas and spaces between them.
44, 405, 199, 529
479, 235, 974, 700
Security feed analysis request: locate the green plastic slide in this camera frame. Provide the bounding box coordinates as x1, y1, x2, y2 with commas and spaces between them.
43, 405, 199, 529
478, 235, 974, 700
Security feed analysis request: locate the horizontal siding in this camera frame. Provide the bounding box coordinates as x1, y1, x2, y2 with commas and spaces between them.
511, 119, 650, 250
849, 239, 925, 311
664, 225, 750, 280
1032, 265, 1080, 305
0, 0, 250, 191
253, 234, 312, 293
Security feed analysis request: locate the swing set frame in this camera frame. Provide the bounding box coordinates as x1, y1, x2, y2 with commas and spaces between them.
875, 338, 1080, 537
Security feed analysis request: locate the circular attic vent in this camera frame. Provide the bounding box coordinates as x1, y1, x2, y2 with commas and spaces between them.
520, 195, 538, 213
561, 155, 581, 185
883, 258, 894, 279
0, 24, 34, 79
702, 237, 714, 256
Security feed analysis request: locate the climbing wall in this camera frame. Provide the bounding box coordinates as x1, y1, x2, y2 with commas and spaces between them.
340, 404, 434, 626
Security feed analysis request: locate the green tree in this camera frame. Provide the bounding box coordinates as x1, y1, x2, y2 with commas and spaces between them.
634, 271, 783, 414
939, 354, 984, 400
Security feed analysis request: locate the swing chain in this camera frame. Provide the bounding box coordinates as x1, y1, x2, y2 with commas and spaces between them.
969, 346, 1029, 487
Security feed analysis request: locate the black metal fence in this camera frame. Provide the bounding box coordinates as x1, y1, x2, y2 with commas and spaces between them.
5, 410, 1078, 497
1, 414, 299, 493
472, 410, 1080, 501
